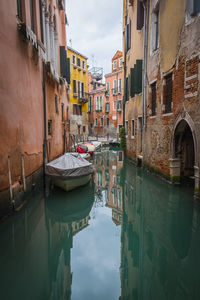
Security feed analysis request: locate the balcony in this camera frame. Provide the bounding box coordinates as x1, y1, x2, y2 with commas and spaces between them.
105, 90, 110, 97
78, 92, 89, 104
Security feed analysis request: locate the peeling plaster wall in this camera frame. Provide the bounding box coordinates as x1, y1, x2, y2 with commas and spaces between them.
144, 0, 200, 180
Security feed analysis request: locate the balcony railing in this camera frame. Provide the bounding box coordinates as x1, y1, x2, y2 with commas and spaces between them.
78, 92, 89, 103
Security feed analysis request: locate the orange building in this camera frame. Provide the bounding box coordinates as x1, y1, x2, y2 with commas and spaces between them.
88, 51, 123, 139
0, 0, 70, 216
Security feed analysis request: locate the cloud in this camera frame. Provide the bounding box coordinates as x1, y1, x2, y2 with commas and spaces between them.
66, 0, 122, 75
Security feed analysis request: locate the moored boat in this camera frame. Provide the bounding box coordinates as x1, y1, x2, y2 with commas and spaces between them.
45, 153, 94, 191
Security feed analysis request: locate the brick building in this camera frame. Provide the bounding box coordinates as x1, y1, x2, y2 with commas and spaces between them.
88, 51, 123, 139
123, 0, 200, 192
0, 0, 70, 216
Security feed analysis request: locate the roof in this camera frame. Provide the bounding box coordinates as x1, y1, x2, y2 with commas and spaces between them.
67, 46, 88, 60
112, 50, 123, 61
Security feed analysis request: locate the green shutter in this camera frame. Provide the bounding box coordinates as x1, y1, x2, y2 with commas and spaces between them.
130, 68, 135, 97
136, 60, 143, 94
60, 46, 70, 81
17, 0, 22, 20
66, 58, 70, 84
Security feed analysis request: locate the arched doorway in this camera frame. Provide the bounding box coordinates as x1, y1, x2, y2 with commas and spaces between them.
173, 119, 195, 183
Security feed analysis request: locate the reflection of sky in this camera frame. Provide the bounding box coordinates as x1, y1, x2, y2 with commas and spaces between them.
71, 204, 121, 300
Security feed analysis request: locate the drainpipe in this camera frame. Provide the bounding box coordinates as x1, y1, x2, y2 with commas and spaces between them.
42, 61, 47, 184
123, 58, 126, 128
142, 0, 149, 144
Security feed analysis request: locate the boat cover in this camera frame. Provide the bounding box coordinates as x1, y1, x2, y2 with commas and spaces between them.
46, 153, 94, 179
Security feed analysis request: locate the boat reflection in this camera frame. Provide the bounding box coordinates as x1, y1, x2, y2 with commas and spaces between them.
45, 183, 95, 300
120, 159, 200, 300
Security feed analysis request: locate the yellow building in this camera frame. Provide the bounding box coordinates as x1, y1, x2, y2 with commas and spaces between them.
67, 47, 89, 136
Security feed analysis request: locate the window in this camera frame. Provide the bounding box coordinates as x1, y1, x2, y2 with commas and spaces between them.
17, 0, 23, 21
61, 103, 64, 122
151, 82, 156, 116
100, 118, 104, 126
77, 57, 81, 67
151, 9, 159, 52
96, 96, 100, 110
55, 95, 58, 113
105, 102, 110, 112
118, 78, 122, 93
100, 96, 103, 110
117, 100, 122, 111
73, 79, 77, 94
88, 96, 92, 112
138, 117, 142, 132
82, 60, 85, 69
131, 120, 135, 137
73, 104, 82, 115
164, 73, 173, 114
95, 118, 98, 126
113, 80, 117, 94
187, 0, 200, 16
81, 82, 84, 98
66, 107, 69, 121
107, 118, 109, 126
113, 60, 117, 70
83, 126, 86, 133
72, 55, 76, 65
125, 120, 128, 135
119, 58, 123, 68
125, 19, 131, 53
48, 120, 52, 136
106, 82, 110, 94
30, 0, 35, 32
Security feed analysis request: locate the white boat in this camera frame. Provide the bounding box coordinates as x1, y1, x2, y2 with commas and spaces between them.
92, 141, 102, 150
45, 153, 94, 191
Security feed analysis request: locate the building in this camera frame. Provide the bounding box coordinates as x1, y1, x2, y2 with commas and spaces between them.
123, 0, 144, 160
88, 51, 124, 139
67, 47, 89, 138
105, 51, 124, 138
0, 0, 70, 216
88, 71, 105, 137
123, 0, 200, 193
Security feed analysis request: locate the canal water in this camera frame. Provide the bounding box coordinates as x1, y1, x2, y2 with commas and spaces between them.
0, 149, 200, 300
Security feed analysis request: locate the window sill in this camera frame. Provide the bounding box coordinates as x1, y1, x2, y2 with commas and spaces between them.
131, 136, 135, 139
162, 112, 173, 117
149, 115, 156, 119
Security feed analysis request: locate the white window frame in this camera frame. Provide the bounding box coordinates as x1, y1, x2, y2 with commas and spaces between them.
113, 60, 117, 70
118, 78, 122, 93
119, 57, 123, 67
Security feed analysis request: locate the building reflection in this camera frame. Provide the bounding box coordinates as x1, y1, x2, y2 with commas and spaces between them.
120, 159, 200, 300
45, 184, 94, 300
93, 149, 124, 225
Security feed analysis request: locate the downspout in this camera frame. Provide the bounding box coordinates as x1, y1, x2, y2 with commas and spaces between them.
142, 0, 149, 132
123, 55, 126, 128
42, 61, 47, 185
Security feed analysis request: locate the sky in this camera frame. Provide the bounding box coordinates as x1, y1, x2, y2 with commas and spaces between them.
65, 0, 123, 77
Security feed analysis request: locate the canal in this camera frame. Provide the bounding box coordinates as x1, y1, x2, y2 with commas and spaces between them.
0, 149, 200, 300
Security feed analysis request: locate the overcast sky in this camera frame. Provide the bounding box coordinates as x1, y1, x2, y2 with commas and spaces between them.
66, 0, 123, 77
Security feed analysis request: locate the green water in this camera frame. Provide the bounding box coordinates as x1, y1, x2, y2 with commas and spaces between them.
0, 149, 200, 300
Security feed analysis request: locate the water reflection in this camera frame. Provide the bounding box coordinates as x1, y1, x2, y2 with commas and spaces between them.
94, 149, 124, 226
120, 159, 200, 300
45, 184, 95, 300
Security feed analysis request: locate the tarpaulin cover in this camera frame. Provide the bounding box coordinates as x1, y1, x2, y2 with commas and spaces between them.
45, 153, 94, 179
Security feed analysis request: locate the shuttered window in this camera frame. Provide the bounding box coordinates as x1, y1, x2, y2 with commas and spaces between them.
73, 80, 77, 94
151, 82, 156, 116
164, 73, 173, 113
30, 0, 34, 32
60, 46, 70, 83
137, 0, 144, 30
130, 60, 143, 98
17, 0, 23, 21
61, 104, 64, 122
125, 19, 131, 53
